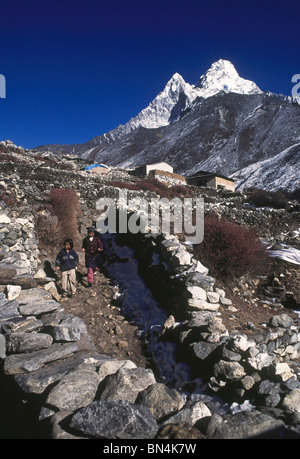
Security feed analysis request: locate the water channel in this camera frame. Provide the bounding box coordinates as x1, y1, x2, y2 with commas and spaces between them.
100, 233, 207, 394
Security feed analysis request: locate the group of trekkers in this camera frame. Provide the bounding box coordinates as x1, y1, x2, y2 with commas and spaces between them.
55, 226, 103, 297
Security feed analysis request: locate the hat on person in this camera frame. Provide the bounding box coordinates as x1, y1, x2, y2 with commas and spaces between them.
88, 227, 95, 233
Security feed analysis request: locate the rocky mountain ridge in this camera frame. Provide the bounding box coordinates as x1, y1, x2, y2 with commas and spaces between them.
34, 59, 300, 192
38, 59, 263, 149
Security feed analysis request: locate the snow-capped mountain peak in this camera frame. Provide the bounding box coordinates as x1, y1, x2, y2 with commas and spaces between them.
104, 71, 196, 141
104, 59, 262, 143
35, 59, 299, 193
119, 59, 262, 132
37, 58, 267, 160
137, 71, 195, 128
195, 59, 262, 97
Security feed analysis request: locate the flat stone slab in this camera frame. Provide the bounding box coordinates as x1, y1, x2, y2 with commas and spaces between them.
14, 353, 112, 395
5, 331, 53, 353
18, 300, 62, 316
3, 275, 38, 289
187, 298, 220, 312
17, 288, 53, 304
0, 265, 17, 279
4, 342, 79, 375
0, 299, 21, 322
0, 316, 43, 334
46, 315, 88, 342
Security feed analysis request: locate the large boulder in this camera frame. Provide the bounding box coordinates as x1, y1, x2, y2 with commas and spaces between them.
45, 365, 99, 412
99, 367, 156, 403
206, 410, 288, 439
136, 383, 185, 420
69, 400, 159, 439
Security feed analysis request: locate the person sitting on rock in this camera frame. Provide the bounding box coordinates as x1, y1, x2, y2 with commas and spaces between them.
55, 238, 79, 297
81, 227, 103, 287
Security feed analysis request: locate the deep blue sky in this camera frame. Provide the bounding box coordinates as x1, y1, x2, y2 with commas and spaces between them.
0, 0, 299, 149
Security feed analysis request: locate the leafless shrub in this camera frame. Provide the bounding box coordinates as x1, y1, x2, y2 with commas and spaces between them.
193, 213, 269, 280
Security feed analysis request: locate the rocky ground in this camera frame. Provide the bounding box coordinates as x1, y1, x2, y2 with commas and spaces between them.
1, 141, 299, 374
57, 262, 151, 369
215, 260, 300, 339
53, 254, 300, 375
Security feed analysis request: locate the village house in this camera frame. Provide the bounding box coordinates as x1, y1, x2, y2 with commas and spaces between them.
186, 170, 235, 192
148, 169, 187, 186
133, 161, 174, 176
133, 162, 187, 187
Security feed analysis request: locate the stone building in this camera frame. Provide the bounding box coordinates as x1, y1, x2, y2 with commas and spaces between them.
186, 170, 235, 192
133, 162, 173, 177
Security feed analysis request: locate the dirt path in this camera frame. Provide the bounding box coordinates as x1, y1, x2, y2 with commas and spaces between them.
57, 257, 300, 373
60, 263, 150, 369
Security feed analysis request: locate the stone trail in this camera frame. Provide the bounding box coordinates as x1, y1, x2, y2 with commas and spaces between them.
1, 179, 300, 439
1, 234, 300, 438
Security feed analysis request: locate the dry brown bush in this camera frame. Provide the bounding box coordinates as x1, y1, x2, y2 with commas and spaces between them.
245, 187, 288, 209
193, 213, 269, 280
35, 188, 80, 250
49, 188, 80, 248
34, 213, 62, 248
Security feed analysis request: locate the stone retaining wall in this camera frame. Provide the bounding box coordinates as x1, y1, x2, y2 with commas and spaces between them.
121, 231, 300, 403
1, 204, 300, 438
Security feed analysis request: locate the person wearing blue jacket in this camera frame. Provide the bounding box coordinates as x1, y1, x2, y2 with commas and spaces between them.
55, 238, 79, 296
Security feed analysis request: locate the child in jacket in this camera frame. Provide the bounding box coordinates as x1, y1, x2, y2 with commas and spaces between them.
81, 227, 103, 287
55, 238, 79, 296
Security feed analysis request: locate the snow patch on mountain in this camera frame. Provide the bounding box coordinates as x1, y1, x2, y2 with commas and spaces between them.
196, 59, 262, 97
268, 244, 300, 266
231, 143, 300, 192
122, 73, 195, 128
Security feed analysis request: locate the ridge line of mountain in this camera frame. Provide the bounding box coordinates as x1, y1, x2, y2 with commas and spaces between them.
33, 59, 300, 193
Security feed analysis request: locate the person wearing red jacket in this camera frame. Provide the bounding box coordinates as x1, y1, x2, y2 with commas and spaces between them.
81, 227, 103, 287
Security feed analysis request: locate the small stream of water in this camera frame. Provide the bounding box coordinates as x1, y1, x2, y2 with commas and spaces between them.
100, 233, 206, 393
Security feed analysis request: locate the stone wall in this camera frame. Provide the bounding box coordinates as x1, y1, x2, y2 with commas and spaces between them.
121, 232, 300, 395
1, 200, 300, 438
142, 232, 300, 404
0, 202, 40, 287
